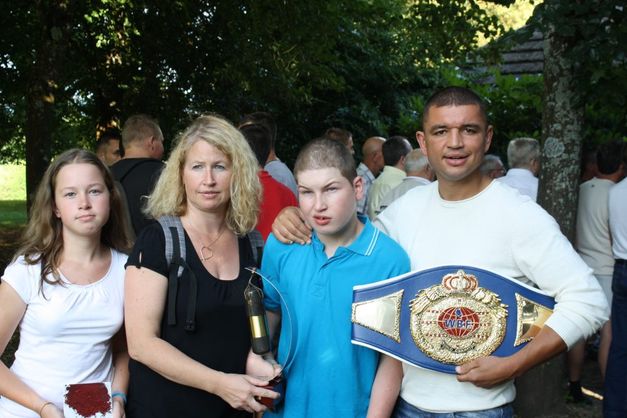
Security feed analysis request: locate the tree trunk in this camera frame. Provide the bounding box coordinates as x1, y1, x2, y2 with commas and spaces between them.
24, 1, 70, 211
536, 28, 583, 242
514, 20, 583, 418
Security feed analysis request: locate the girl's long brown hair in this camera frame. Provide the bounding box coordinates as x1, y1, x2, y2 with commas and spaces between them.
13, 149, 133, 288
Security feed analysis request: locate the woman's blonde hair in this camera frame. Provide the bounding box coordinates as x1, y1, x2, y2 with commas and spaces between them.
14, 149, 134, 287
146, 114, 261, 235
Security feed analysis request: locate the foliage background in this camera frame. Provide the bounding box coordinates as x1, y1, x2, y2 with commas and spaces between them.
0, 0, 624, 182
0, 0, 538, 167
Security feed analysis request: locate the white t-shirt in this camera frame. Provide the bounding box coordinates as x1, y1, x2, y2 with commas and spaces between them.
497, 168, 538, 201
0, 249, 127, 418
376, 180, 608, 413
609, 178, 627, 260
575, 177, 615, 276
367, 165, 406, 220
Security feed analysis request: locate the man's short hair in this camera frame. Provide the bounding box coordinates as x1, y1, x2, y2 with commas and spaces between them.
323, 127, 353, 148
239, 123, 272, 167
404, 149, 429, 173
597, 140, 625, 175
121, 114, 163, 148
95, 128, 121, 152
480, 154, 504, 175
294, 137, 356, 182
382, 136, 411, 166
239, 112, 277, 147
507, 137, 540, 168
423, 86, 488, 126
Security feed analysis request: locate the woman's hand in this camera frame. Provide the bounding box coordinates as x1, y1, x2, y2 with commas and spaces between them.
215, 373, 280, 413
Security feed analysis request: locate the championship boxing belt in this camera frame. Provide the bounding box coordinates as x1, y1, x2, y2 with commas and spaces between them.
351, 266, 555, 374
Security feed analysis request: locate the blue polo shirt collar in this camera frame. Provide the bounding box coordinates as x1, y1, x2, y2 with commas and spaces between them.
310, 215, 379, 257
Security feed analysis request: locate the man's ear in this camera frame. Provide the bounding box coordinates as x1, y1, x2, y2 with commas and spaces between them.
397, 154, 407, 169
531, 158, 541, 176
416, 131, 427, 156
353, 175, 364, 201
484, 125, 494, 152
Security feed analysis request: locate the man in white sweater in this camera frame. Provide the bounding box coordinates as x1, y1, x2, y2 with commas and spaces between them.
270, 87, 609, 417
375, 87, 608, 416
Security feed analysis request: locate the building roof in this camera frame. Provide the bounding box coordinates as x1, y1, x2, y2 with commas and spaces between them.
499, 30, 544, 75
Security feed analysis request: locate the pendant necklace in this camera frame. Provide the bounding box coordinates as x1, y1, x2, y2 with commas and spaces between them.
198, 225, 226, 261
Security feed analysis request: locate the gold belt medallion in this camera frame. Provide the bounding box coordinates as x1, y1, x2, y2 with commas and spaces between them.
409, 270, 508, 365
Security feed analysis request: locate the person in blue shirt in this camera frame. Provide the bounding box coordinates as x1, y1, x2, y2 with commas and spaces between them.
262, 137, 410, 417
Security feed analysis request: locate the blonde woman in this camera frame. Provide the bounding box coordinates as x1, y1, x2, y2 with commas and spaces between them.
124, 115, 279, 418
0, 149, 133, 418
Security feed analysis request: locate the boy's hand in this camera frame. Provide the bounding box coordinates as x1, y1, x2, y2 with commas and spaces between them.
272, 207, 312, 244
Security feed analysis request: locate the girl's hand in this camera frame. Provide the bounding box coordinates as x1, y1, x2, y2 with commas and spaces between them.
112, 397, 126, 418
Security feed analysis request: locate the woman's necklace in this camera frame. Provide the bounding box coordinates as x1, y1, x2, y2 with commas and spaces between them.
198, 225, 226, 261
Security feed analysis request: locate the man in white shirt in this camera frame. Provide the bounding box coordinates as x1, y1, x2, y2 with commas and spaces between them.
356, 136, 386, 215
377, 149, 433, 215
367, 136, 412, 220
479, 154, 506, 179
375, 87, 607, 417
568, 140, 624, 403
498, 137, 540, 201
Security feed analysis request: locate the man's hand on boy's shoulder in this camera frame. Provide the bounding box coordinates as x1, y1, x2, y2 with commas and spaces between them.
272, 207, 312, 245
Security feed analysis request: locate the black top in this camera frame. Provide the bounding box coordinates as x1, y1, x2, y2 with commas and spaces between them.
125, 223, 254, 418
110, 158, 164, 235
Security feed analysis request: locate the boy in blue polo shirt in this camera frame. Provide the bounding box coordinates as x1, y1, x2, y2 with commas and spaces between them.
261, 137, 410, 417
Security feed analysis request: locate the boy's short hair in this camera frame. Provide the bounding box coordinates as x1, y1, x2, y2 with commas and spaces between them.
294, 137, 356, 182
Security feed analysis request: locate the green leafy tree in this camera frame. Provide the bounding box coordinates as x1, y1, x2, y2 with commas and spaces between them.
7, 0, 618, 218
528, 0, 627, 239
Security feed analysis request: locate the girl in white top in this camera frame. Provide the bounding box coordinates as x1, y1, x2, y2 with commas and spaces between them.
0, 149, 134, 418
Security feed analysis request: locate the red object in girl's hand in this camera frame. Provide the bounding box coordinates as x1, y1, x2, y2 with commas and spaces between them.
64, 382, 113, 418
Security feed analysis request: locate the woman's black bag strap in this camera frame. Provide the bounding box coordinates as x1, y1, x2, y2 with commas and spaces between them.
158, 215, 263, 333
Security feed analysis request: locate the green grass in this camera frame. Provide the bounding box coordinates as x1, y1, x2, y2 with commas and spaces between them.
0, 164, 26, 200
0, 200, 27, 227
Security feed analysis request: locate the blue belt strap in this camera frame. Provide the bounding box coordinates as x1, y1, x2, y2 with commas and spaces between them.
351, 265, 555, 374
